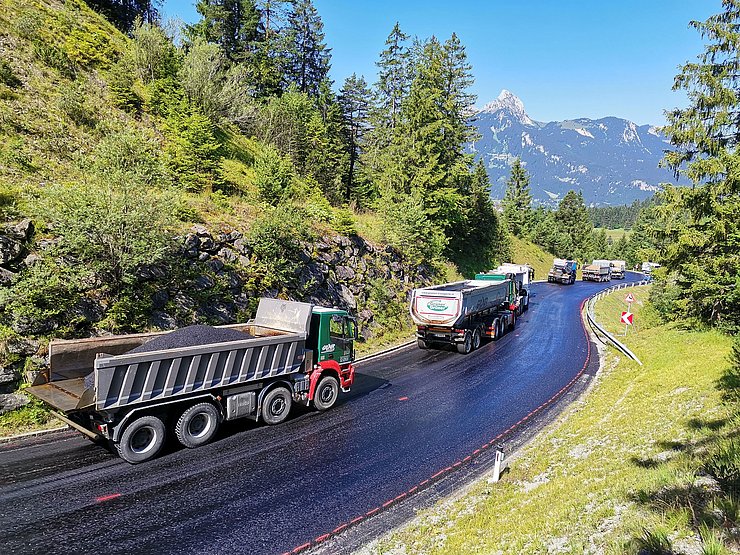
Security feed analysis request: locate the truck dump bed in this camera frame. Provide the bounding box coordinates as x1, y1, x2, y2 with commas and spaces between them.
410, 280, 511, 328
28, 299, 313, 414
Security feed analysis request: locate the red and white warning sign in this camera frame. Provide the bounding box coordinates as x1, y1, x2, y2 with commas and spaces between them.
620, 311, 634, 326
625, 293, 635, 304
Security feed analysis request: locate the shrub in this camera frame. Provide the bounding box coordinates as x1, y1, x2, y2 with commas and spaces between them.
331, 208, 357, 236
179, 39, 224, 119
32, 40, 76, 79
165, 106, 223, 191
253, 146, 294, 205
107, 60, 141, 112
64, 27, 115, 68
39, 179, 174, 294
246, 206, 311, 291
0, 260, 84, 335
706, 436, 740, 492
0, 60, 21, 88
57, 83, 96, 126
87, 127, 166, 187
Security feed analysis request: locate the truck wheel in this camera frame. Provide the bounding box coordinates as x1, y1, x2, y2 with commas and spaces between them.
456, 332, 472, 354
472, 328, 482, 350
313, 375, 339, 411
497, 319, 505, 339
417, 338, 429, 350
116, 415, 166, 464
261, 386, 292, 425
509, 314, 517, 331
175, 402, 220, 449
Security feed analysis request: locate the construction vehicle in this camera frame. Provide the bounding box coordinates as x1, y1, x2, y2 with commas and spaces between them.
476, 263, 534, 314
27, 298, 357, 463
641, 261, 661, 274
547, 258, 578, 285
410, 278, 517, 354
610, 260, 626, 279
583, 260, 612, 282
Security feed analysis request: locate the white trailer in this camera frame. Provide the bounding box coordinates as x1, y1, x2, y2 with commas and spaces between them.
410, 279, 515, 354
583, 260, 612, 282
610, 260, 626, 279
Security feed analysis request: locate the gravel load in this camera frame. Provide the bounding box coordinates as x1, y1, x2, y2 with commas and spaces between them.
126, 325, 255, 355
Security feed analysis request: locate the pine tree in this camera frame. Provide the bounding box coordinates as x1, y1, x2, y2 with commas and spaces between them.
502, 158, 532, 237
339, 73, 373, 203
189, 0, 260, 62
661, 0, 740, 328
283, 0, 331, 97
85, 0, 158, 32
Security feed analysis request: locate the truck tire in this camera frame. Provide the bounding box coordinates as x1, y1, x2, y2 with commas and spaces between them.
497, 319, 505, 339
175, 402, 220, 449
313, 375, 339, 411
116, 415, 166, 464
417, 338, 429, 350
472, 328, 482, 350
456, 332, 472, 354
509, 314, 517, 331
261, 386, 292, 425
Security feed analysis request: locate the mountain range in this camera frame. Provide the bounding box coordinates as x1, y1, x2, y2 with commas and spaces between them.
468, 90, 681, 206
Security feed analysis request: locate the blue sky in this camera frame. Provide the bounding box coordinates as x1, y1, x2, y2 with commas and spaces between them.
160, 1, 720, 125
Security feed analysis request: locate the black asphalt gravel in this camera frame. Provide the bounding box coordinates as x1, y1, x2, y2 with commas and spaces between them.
0, 275, 640, 555
126, 325, 255, 354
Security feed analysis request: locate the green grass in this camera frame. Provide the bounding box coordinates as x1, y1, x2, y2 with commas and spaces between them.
372, 287, 738, 554
509, 235, 553, 281
596, 227, 633, 242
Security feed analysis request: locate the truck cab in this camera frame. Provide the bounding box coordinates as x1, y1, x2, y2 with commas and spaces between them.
306, 307, 357, 367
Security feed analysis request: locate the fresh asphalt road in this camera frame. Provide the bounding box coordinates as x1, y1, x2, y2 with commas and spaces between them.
0, 275, 641, 555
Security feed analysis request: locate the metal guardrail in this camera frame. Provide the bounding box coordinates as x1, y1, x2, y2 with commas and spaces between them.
585, 275, 650, 366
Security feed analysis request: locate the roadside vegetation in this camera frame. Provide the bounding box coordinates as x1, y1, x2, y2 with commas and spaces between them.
369, 286, 739, 554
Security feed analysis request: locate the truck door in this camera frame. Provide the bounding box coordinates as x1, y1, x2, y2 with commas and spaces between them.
327, 315, 355, 365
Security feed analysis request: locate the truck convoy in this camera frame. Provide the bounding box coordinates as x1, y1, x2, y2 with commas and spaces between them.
582, 259, 612, 282
27, 298, 357, 463
410, 277, 518, 354
547, 258, 578, 285
610, 260, 626, 279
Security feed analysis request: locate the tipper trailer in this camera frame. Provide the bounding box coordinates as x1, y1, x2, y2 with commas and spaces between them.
583, 260, 612, 282
410, 278, 517, 354
476, 263, 534, 314
547, 258, 578, 285
610, 260, 626, 279
27, 298, 357, 463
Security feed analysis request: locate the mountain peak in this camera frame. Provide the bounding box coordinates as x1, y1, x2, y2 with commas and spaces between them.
480, 90, 534, 125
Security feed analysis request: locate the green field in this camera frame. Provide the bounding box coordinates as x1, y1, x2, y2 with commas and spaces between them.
370, 286, 738, 554
596, 227, 633, 242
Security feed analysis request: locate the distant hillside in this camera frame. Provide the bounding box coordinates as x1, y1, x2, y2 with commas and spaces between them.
468, 90, 682, 206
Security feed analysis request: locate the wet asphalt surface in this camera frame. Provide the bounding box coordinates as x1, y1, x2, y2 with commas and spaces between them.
0, 275, 640, 555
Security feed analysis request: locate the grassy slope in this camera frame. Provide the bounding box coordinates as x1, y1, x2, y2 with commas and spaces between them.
596, 227, 632, 242
509, 235, 552, 280
371, 286, 736, 554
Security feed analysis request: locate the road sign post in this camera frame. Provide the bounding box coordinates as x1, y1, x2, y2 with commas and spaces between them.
622, 292, 636, 335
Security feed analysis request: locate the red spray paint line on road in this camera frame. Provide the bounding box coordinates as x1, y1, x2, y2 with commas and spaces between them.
281, 297, 593, 555
95, 493, 121, 503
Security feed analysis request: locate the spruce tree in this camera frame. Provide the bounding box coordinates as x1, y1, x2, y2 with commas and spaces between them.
555, 190, 592, 259
661, 0, 740, 328
283, 0, 331, 97
338, 74, 373, 204
375, 22, 410, 131
189, 0, 260, 62
502, 158, 532, 237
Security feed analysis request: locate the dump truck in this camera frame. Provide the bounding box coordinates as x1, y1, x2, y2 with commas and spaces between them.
641, 261, 661, 274
410, 278, 517, 354
582, 259, 612, 282
27, 298, 357, 463
547, 258, 578, 285
610, 260, 626, 279
476, 263, 534, 314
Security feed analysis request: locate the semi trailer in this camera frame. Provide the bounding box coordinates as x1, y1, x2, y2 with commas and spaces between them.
610, 260, 626, 279
410, 278, 517, 354
27, 298, 357, 463
476, 263, 534, 314
547, 258, 578, 285
583, 260, 612, 282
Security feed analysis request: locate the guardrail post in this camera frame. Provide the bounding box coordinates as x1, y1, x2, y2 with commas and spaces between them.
491, 447, 505, 482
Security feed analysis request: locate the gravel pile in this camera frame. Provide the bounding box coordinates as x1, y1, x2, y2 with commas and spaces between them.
126, 325, 255, 354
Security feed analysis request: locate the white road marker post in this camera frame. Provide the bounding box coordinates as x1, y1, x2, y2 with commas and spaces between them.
492, 447, 505, 482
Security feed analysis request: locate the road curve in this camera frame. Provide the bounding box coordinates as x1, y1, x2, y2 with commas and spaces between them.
0, 275, 640, 555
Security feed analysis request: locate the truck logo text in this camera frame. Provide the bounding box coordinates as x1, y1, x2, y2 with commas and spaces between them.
426, 300, 449, 312
321, 343, 336, 353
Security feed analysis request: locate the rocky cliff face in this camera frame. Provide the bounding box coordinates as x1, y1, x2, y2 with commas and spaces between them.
0, 221, 431, 412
